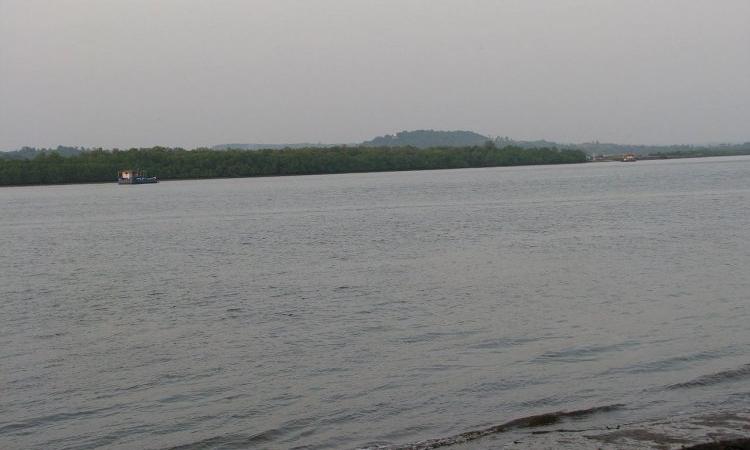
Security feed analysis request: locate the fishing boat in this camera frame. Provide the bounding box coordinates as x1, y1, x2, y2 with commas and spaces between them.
118, 169, 158, 184
622, 153, 637, 162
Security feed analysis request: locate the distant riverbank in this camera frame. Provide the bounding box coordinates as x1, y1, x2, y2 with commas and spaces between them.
593, 152, 750, 162
0, 145, 587, 186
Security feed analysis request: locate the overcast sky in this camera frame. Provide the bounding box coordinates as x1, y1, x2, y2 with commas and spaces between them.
1, 0, 748, 149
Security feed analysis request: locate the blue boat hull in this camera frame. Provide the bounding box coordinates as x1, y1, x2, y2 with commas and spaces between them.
118, 176, 158, 184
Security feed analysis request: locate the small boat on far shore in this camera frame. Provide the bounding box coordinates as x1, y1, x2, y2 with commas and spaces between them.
118, 169, 158, 184
622, 153, 637, 162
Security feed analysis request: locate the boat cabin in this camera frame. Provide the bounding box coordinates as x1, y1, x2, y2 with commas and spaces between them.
119, 170, 136, 181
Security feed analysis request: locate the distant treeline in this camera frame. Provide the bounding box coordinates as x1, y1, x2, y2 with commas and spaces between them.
0, 145, 84, 160
6, 132, 750, 159
0, 145, 587, 186
649, 147, 750, 158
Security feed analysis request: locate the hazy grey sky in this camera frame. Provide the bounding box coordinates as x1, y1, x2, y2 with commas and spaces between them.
1, 0, 748, 149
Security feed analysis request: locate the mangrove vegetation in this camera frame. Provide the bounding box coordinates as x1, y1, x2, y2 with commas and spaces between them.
0, 145, 588, 186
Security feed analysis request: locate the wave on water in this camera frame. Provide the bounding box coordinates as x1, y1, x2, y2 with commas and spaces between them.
167, 429, 284, 450
667, 364, 750, 390
359, 404, 623, 450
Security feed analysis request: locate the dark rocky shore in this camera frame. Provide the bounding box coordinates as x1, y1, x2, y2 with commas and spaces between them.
362, 408, 750, 449
685, 438, 750, 449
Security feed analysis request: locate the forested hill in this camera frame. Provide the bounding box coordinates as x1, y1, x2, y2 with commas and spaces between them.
362, 130, 490, 148
0, 145, 587, 186
212, 130, 491, 150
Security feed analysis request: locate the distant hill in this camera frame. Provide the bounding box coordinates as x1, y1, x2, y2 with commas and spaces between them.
494, 136, 573, 150
211, 143, 337, 150
209, 130, 750, 155
362, 130, 490, 148
213, 130, 491, 150
5, 132, 749, 159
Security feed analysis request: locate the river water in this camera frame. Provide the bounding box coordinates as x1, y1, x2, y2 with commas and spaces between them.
1, 157, 750, 449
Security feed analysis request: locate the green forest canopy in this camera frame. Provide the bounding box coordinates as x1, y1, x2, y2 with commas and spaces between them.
0, 145, 587, 186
